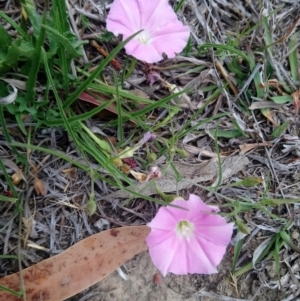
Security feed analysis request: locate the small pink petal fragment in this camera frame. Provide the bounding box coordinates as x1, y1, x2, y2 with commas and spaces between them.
145, 166, 162, 182
146, 194, 234, 276
139, 131, 156, 144
149, 167, 161, 179
147, 71, 161, 86
106, 0, 190, 63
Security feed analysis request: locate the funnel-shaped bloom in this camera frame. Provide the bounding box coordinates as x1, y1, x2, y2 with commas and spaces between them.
106, 0, 190, 63
146, 194, 234, 276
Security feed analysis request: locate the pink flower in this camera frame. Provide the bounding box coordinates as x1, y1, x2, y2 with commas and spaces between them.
106, 0, 190, 63
146, 194, 234, 276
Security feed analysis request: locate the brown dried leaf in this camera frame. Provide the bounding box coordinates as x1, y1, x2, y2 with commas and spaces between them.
215, 60, 238, 95
33, 178, 46, 196
239, 142, 273, 155
261, 108, 278, 127
292, 90, 300, 116
0, 226, 150, 301
106, 156, 249, 198
248, 101, 283, 110
11, 169, 23, 185
129, 170, 148, 182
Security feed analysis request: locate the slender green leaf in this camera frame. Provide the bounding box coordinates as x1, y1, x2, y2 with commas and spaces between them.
280, 230, 300, 254
0, 11, 28, 40
230, 177, 263, 187
114, 73, 123, 144
232, 239, 243, 272
0, 284, 23, 297
63, 30, 143, 109
0, 195, 18, 203
0, 24, 12, 48
175, 0, 186, 12
274, 233, 281, 287
41, 25, 86, 58
270, 95, 293, 104
288, 32, 299, 82
209, 129, 244, 138
260, 198, 300, 206
44, 97, 116, 126
271, 121, 289, 138
25, 11, 46, 102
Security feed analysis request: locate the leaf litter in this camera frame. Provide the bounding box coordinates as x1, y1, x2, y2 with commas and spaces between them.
1, 0, 300, 301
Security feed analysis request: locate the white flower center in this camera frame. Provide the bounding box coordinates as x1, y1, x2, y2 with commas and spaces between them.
136, 31, 151, 45
176, 220, 194, 239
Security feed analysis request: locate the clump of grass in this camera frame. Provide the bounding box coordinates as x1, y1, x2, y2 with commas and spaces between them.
1, 0, 299, 299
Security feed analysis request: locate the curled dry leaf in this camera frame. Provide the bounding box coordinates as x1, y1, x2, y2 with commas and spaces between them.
0, 84, 18, 104
11, 169, 23, 185
261, 108, 279, 127
129, 167, 162, 182
33, 178, 46, 196
292, 90, 300, 116
0, 226, 150, 301
248, 101, 284, 110
239, 142, 273, 155
183, 144, 221, 158
129, 170, 148, 182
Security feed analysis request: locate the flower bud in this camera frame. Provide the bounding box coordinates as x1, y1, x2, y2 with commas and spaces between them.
236, 218, 250, 234
111, 156, 123, 167
176, 148, 189, 158
86, 194, 97, 216
147, 152, 157, 162
169, 148, 176, 154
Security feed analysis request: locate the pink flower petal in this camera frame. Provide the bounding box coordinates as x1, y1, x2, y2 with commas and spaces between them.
173, 236, 218, 274
139, 0, 177, 30
146, 194, 234, 276
195, 222, 234, 246
124, 41, 162, 64
106, 0, 190, 63
139, 131, 156, 144
106, 0, 141, 35
147, 231, 181, 276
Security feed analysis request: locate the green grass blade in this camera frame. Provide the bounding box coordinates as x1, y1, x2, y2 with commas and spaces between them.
270, 95, 293, 104
175, 0, 186, 12
25, 11, 46, 102
63, 30, 143, 109
41, 25, 85, 58
279, 230, 300, 254
44, 98, 116, 126
114, 72, 123, 144
125, 57, 137, 79
288, 32, 299, 82
231, 239, 243, 272
0, 11, 28, 40
0, 285, 23, 297
42, 47, 81, 149
274, 233, 281, 287
10, 142, 89, 171
271, 121, 289, 138
0, 158, 18, 197
0, 195, 18, 203
198, 44, 251, 65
